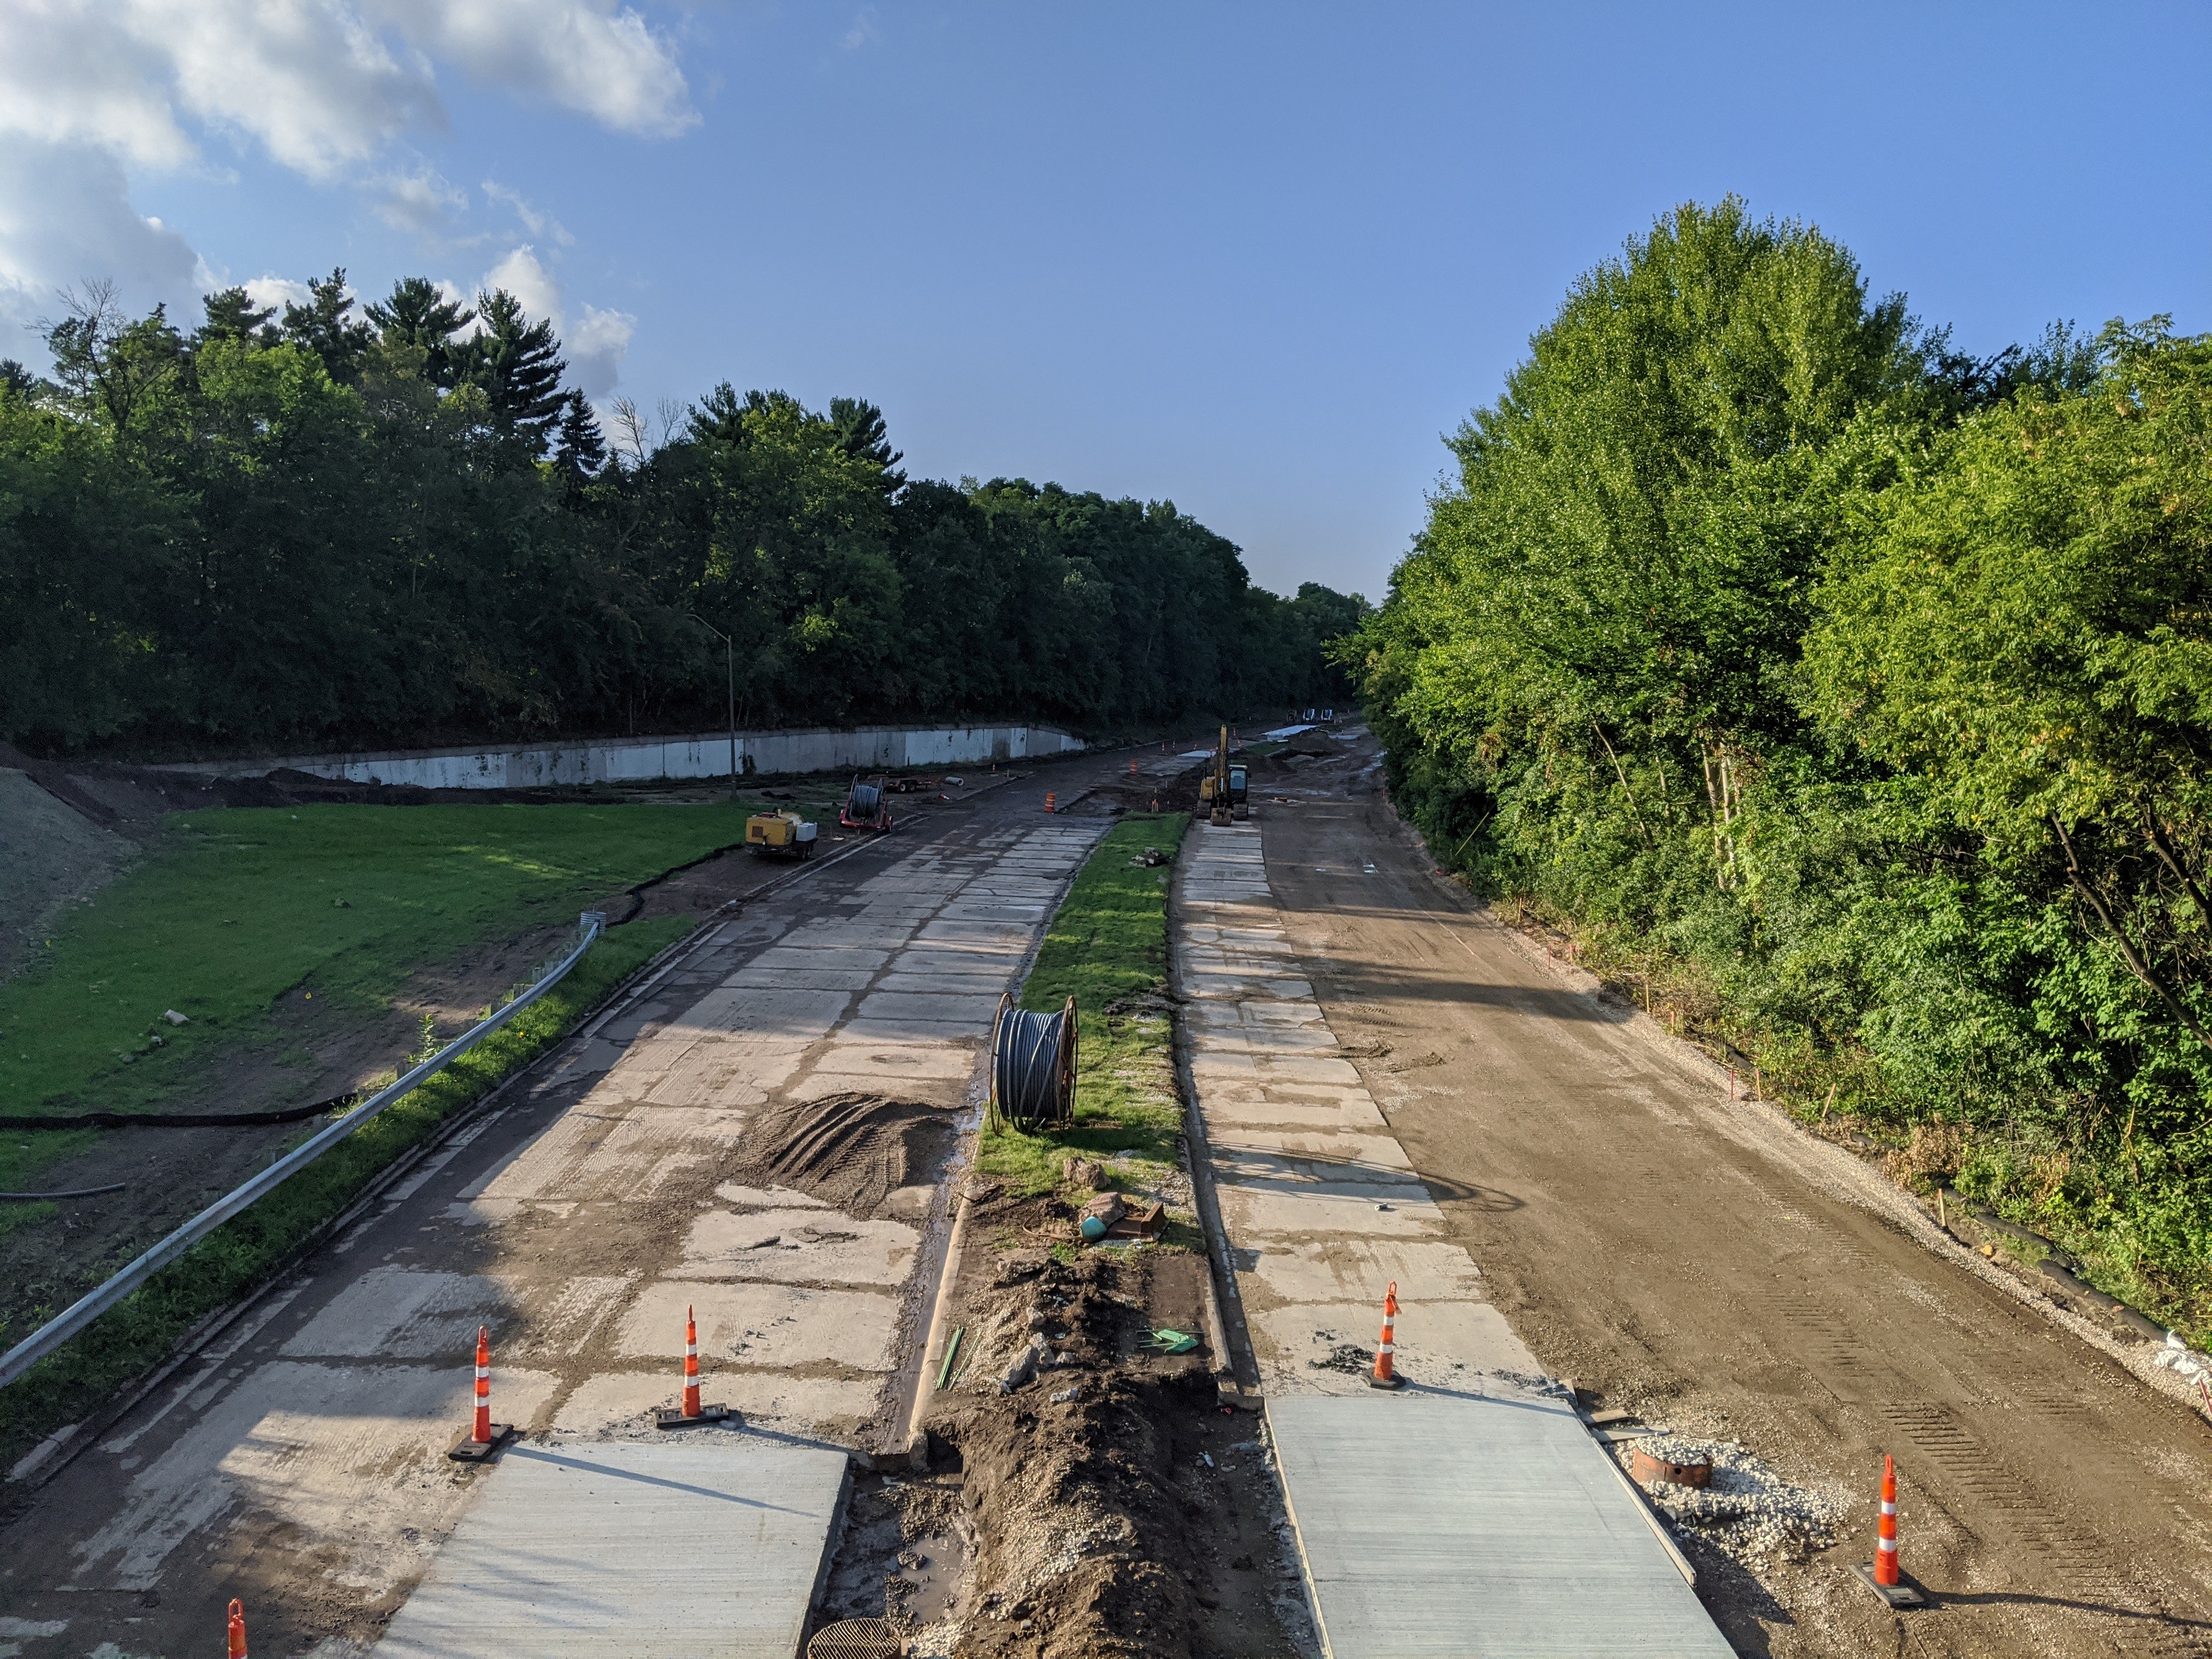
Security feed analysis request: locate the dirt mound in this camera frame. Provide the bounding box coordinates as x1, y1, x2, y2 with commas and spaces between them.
729, 1092, 958, 1217
0, 768, 133, 980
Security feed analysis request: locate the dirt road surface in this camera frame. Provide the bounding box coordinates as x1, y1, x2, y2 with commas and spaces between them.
1254, 729, 2212, 1659
0, 752, 1140, 1659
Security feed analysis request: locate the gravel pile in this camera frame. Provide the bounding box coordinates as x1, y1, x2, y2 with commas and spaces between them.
1619, 1432, 1847, 1564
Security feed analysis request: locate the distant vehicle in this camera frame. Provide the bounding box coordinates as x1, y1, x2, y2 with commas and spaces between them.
840, 773, 894, 832
744, 810, 818, 859
1322, 707, 1334, 721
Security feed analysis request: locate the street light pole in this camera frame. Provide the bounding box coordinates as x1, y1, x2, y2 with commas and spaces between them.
687, 614, 738, 797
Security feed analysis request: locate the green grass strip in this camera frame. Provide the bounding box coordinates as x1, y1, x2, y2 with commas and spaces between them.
0, 914, 691, 1471
0, 800, 763, 1155
978, 814, 1190, 1205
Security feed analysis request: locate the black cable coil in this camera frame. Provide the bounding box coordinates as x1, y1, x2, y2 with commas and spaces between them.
991, 992, 1077, 1128
848, 781, 883, 817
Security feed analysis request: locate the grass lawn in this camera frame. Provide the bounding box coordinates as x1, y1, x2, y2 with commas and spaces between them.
0, 800, 760, 1182
0, 913, 690, 1466
978, 814, 1192, 1213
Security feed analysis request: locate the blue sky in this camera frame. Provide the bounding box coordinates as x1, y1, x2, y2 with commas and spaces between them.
5, 2, 2207, 602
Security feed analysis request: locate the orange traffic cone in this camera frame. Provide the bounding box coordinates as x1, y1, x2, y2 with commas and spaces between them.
684, 1305, 702, 1417
1045, 792, 1057, 814
1368, 1282, 1404, 1390
472, 1324, 492, 1443
1852, 1453, 1926, 1606
448, 1324, 514, 1461
1128, 758, 1137, 777
227, 1599, 247, 1659
656, 1305, 733, 1428
1875, 1453, 1899, 1583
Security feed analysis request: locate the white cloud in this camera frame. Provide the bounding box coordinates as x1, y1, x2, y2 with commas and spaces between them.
375, 166, 470, 238
567, 303, 636, 396
0, 0, 691, 324
470, 245, 634, 394
481, 245, 563, 329
242, 275, 317, 315
482, 180, 573, 246
0, 142, 198, 332
843, 8, 881, 50
366, 0, 696, 138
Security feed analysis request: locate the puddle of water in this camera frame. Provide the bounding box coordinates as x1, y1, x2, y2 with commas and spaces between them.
896, 1530, 966, 1624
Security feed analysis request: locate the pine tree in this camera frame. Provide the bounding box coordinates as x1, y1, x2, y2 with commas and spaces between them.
828, 396, 905, 494
552, 390, 606, 486
0, 359, 37, 399
198, 287, 279, 347
464, 289, 567, 452
687, 381, 748, 446
279, 269, 375, 383
364, 276, 475, 389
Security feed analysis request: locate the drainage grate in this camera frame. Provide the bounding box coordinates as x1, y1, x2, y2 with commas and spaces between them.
809, 1618, 905, 1659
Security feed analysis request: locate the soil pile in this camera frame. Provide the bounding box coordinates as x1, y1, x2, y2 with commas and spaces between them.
728, 1091, 957, 1217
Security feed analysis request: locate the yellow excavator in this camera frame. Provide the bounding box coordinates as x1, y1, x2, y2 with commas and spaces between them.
1195, 725, 1248, 826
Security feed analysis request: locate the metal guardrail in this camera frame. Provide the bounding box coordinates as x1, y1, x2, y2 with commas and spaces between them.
0, 911, 606, 1390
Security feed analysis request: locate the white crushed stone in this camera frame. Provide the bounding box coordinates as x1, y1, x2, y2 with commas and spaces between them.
1618, 1432, 1847, 1564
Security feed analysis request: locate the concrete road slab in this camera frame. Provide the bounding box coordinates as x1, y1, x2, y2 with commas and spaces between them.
1266, 1395, 1729, 1659
1192, 1052, 1363, 1086
1210, 1129, 1421, 1173
72, 1362, 561, 1596
374, 1440, 851, 1659
674, 1209, 920, 1285
1251, 1300, 1540, 1390
616, 1280, 902, 1372
472, 1103, 754, 1203
1244, 1239, 1488, 1307
854, 989, 1006, 1023
551, 1372, 882, 1435
1213, 1182, 1447, 1240
1202, 1099, 1395, 1132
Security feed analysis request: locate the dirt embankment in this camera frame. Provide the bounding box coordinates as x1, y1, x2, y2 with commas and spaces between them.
0, 771, 134, 983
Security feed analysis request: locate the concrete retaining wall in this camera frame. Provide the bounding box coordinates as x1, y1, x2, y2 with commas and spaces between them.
177, 724, 1084, 789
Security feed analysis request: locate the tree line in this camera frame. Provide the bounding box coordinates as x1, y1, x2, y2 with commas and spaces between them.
1353, 199, 2212, 1335
0, 272, 1365, 758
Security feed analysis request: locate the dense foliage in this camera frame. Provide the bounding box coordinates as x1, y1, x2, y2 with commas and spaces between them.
1356, 199, 2212, 1334
0, 276, 1362, 757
